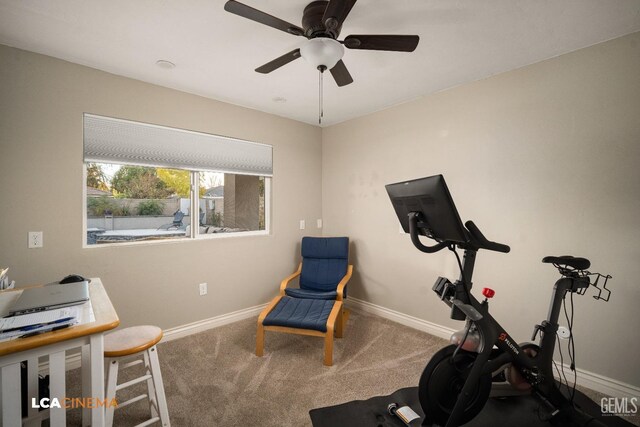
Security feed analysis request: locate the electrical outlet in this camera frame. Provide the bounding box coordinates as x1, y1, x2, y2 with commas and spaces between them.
299, 220, 305, 230
317, 219, 323, 229
28, 231, 43, 248
199, 282, 208, 296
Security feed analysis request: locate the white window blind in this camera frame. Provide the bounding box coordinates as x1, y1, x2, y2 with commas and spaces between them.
83, 114, 273, 176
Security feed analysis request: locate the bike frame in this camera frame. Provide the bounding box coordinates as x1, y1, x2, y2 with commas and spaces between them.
435, 246, 590, 427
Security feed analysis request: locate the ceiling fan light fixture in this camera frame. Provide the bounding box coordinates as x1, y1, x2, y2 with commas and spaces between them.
300, 38, 344, 70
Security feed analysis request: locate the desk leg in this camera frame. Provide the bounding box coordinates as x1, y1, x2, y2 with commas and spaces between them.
90, 334, 105, 427
49, 350, 66, 426
81, 345, 91, 426
1, 362, 22, 426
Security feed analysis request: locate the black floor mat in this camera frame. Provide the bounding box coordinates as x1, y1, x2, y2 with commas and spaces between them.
310, 387, 636, 427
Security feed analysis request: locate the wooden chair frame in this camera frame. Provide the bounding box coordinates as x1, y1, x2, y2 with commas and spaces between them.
256, 263, 353, 366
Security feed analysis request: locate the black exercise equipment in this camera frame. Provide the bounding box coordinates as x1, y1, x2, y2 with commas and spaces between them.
385, 175, 613, 427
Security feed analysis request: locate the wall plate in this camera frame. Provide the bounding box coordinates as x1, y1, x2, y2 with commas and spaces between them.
558, 326, 571, 339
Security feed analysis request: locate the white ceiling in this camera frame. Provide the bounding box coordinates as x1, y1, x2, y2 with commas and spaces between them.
1, 0, 639, 127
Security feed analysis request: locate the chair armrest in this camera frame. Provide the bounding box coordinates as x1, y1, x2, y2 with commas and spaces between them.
336, 265, 353, 301
279, 263, 302, 295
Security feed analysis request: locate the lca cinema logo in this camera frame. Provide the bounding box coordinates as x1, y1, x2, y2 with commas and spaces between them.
32, 397, 118, 409
600, 397, 638, 417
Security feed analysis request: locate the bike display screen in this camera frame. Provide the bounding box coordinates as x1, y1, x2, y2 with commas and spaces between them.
385, 174, 468, 244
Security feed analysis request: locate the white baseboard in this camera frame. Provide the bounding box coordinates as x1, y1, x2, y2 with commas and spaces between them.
347, 297, 640, 398
63, 353, 82, 372
161, 303, 268, 343
557, 364, 640, 399
39, 352, 82, 374
347, 297, 456, 340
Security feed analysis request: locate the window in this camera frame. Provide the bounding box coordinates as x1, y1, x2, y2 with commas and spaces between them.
198, 171, 266, 234
83, 114, 271, 246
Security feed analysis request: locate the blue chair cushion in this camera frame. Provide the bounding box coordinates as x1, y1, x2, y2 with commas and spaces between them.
301, 236, 349, 259
300, 237, 349, 294
263, 297, 336, 332
285, 288, 338, 300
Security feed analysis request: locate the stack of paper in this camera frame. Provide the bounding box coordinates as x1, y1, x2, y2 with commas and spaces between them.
0, 307, 79, 342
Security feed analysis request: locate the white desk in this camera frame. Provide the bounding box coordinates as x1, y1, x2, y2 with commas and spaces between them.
0, 279, 119, 426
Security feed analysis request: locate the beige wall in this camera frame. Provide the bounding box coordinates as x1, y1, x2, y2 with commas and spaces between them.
0, 45, 322, 329
1, 31, 639, 388
322, 32, 640, 387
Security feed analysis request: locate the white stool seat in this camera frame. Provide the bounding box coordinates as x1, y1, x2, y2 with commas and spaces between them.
104, 325, 170, 427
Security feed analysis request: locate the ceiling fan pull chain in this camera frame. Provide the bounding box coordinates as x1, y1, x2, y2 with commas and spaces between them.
319, 68, 324, 125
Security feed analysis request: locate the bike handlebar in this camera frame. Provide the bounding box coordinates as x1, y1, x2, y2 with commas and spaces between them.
465, 221, 511, 253
408, 212, 449, 253
407, 213, 510, 254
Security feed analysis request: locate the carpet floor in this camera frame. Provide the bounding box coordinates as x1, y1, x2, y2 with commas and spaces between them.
61, 310, 639, 427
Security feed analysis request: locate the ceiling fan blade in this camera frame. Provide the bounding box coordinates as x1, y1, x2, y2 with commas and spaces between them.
224, 1, 305, 37
255, 49, 301, 74
330, 60, 353, 87
344, 35, 419, 52
322, 0, 357, 32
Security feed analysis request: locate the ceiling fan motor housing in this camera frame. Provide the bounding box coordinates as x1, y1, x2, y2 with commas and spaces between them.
303, 1, 340, 38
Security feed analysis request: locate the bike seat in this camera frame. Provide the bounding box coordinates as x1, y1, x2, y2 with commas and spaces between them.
542, 255, 590, 271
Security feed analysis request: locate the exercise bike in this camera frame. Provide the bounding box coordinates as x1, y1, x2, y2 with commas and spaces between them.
385, 175, 612, 427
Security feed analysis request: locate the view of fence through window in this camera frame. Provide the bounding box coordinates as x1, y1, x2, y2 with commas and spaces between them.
86, 163, 266, 245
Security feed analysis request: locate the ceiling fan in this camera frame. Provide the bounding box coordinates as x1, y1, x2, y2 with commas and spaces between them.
224, 0, 420, 88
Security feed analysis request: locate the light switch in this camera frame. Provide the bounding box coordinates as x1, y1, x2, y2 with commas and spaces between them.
317, 219, 323, 229
299, 220, 306, 230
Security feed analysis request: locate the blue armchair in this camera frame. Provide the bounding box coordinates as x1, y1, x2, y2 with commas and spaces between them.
256, 236, 353, 366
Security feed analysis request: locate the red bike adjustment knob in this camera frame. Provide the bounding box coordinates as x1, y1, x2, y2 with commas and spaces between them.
482, 288, 495, 298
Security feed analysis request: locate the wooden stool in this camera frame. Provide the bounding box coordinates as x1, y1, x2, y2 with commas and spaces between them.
104, 325, 170, 427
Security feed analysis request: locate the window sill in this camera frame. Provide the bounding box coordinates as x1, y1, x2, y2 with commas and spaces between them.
83, 230, 270, 249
